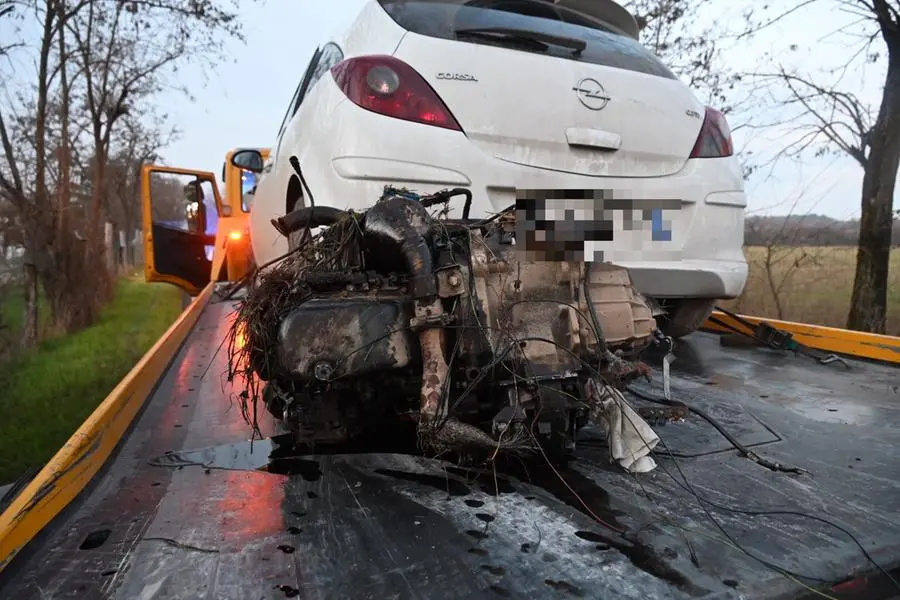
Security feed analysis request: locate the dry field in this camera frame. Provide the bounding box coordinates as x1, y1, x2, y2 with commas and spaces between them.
718, 246, 900, 336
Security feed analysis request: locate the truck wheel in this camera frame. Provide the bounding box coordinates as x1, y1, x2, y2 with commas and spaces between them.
658, 298, 716, 339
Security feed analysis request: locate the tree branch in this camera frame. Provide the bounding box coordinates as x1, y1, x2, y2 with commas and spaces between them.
0, 107, 25, 205
751, 67, 871, 166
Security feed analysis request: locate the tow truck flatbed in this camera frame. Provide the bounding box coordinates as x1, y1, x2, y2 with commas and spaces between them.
1, 287, 899, 600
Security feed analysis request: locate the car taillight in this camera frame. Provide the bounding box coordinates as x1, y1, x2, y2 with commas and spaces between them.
689, 107, 734, 158
331, 55, 462, 132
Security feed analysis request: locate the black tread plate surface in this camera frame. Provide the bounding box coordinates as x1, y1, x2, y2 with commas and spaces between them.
1, 295, 899, 600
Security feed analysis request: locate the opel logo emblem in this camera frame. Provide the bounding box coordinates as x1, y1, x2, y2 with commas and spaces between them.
573, 78, 611, 111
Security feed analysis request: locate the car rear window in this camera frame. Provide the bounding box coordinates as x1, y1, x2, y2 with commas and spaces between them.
378, 0, 676, 79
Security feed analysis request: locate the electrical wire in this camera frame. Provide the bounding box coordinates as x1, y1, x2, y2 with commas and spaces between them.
503, 298, 602, 350
231, 266, 850, 593
625, 385, 808, 475
472, 359, 851, 599
524, 424, 626, 535
527, 290, 709, 574
631, 421, 853, 587
494, 335, 897, 592
467, 203, 515, 229
645, 408, 899, 592
477, 332, 857, 595
649, 434, 866, 586
617, 383, 900, 594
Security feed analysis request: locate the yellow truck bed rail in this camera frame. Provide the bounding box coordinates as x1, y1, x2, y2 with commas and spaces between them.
0, 283, 214, 571
703, 311, 900, 365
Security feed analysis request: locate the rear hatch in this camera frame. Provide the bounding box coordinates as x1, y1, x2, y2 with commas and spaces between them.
379, 0, 705, 178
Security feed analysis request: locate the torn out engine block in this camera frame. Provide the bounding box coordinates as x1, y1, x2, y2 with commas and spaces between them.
241, 188, 659, 461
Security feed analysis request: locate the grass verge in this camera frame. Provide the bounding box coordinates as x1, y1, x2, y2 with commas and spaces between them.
0, 278, 183, 483
0, 284, 50, 355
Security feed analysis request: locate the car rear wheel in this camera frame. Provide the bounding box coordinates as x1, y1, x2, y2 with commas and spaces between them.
658, 298, 716, 339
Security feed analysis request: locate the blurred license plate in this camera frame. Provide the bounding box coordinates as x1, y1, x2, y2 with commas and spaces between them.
514, 190, 683, 262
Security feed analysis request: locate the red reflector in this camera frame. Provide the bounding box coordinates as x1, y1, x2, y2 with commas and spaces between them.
331, 55, 462, 132
832, 576, 868, 593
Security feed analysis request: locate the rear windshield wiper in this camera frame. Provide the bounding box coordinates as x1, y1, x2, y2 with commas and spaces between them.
454, 26, 586, 56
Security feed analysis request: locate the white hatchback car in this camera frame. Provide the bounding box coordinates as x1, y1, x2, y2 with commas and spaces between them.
243, 0, 748, 338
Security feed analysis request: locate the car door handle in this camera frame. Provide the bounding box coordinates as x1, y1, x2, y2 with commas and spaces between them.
566, 127, 621, 151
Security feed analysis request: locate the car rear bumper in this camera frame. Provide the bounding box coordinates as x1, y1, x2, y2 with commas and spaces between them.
322, 168, 749, 299
617, 259, 748, 299
296, 96, 750, 299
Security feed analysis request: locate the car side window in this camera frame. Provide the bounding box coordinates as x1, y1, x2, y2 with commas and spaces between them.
302, 43, 344, 100
278, 48, 322, 144
274, 44, 345, 158
276, 82, 304, 142
275, 49, 322, 156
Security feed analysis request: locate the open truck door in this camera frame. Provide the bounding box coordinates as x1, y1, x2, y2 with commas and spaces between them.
141, 165, 224, 296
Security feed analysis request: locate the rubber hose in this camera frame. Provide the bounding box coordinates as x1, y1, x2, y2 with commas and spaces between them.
363, 195, 436, 299
271, 206, 347, 237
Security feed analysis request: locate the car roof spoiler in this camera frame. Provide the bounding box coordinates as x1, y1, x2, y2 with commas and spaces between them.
552, 0, 641, 40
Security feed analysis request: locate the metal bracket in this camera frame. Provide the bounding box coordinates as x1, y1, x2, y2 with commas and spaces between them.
410, 298, 453, 330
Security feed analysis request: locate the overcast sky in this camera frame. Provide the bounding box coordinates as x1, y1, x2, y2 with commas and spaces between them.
2, 0, 897, 220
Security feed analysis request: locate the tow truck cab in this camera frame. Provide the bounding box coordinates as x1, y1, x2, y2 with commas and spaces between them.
140, 148, 270, 296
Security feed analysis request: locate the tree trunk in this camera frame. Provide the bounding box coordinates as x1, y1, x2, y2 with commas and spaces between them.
33, 6, 55, 224
40, 244, 98, 334
847, 55, 900, 333
104, 221, 115, 273
21, 261, 38, 349
88, 149, 106, 247
85, 148, 114, 306
57, 0, 71, 240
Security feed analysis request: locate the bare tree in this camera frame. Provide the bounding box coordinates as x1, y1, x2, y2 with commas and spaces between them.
0, 1, 22, 58
625, 0, 742, 110
105, 113, 176, 240
0, 0, 60, 345
743, 214, 825, 320
0, 0, 253, 337
624, 0, 761, 185
66, 0, 248, 299
744, 0, 900, 333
